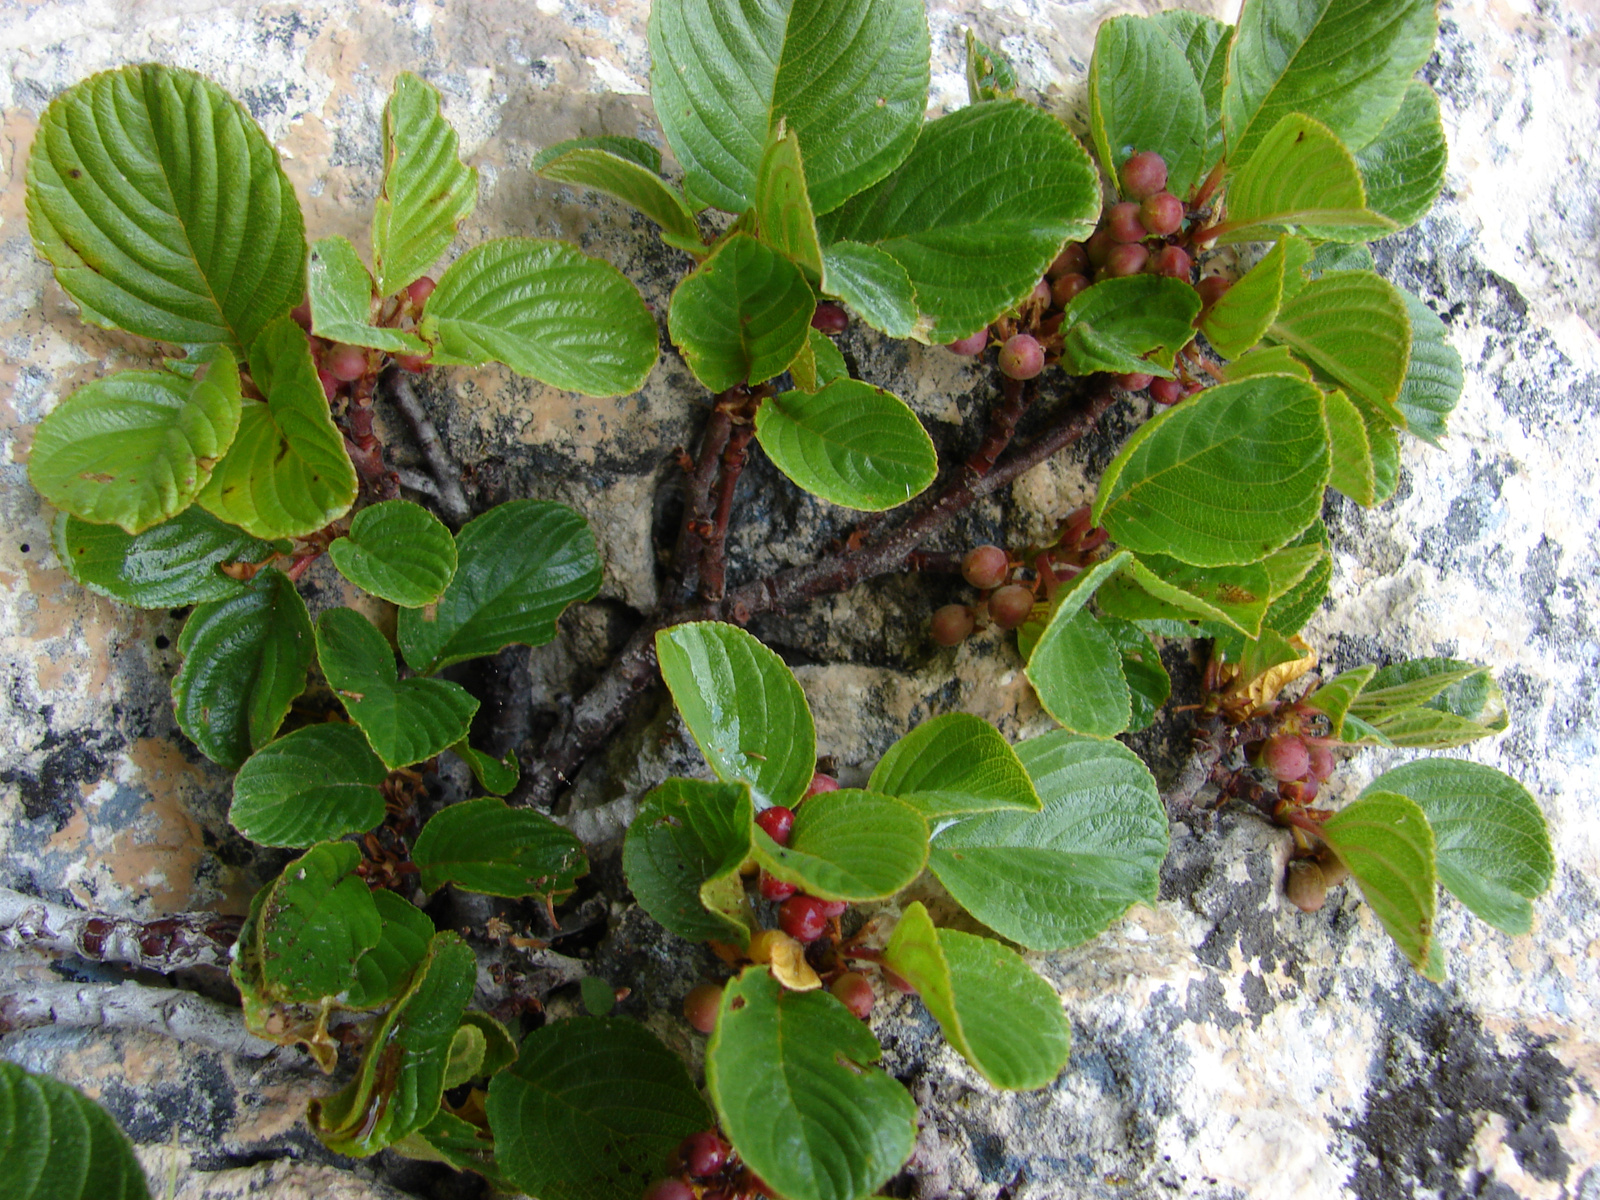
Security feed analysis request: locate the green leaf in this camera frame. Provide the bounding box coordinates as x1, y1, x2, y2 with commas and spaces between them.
1024, 552, 1134, 735
1216, 115, 1396, 245
1099, 616, 1171, 731
754, 789, 928, 902
1150, 11, 1230, 174
533, 138, 702, 253
1347, 658, 1508, 748
257, 841, 383, 1004
460, 1011, 518, 1078
444, 1025, 488, 1089
229, 723, 388, 847
449, 739, 520, 796
754, 380, 936, 511
1257, 521, 1331, 638
1222, 0, 1438, 164
488, 1017, 711, 1200
1097, 553, 1274, 638
419, 238, 658, 396
579, 977, 616, 1017
1395, 289, 1463, 446
198, 315, 359, 539
1364, 760, 1553, 936
754, 123, 823, 279
1304, 665, 1377, 738
311, 933, 477, 1156
1200, 237, 1288, 358
820, 241, 918, 338
308, 236, 427, 354
667, 234, 815, 391
622, 778, 755, 946
398, 500, 602, 674
346, 890, 437, 1010
1088, 15, 1207, 201
1093, 375, 1330, 567
655, 621, 816, 810
965, 30, 1019, 102
708, 968, 917, 1200
648, 0, 930, 215
807, 326, 848, 385
1355, 82, 1447, 230
868, 713, 1040, 819
1325, 388, 1378, 506
0, 1061, 152, 1200
1369, 416, 1402, 504
328, 499, 458, 608
29, 352, 242, 535
1317, 792, 1441, 981
884, 902, 1070, 1091
413, 797, 587, 902
393, 1109, 507, 1187
819, 101, 1101, 341
1222, 344, 1312, 382
372, 73, 479, 296
1057, 275, 1202, 376
1266, 271, 1413, 429
172, 567, 313, 770
928, 732, 1167, 951
1349, 659, 1491, 722
53, 507, 273, 608
26, 64, 306, 357
317, 607, 478, 770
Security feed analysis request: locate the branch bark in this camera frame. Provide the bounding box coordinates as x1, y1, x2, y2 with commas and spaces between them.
386, 371, 472, 526
0, 887, 241, 974
0, 980, 278, 1058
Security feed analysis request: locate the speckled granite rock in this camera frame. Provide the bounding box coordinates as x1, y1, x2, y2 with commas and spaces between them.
2, 1, 1597, 1199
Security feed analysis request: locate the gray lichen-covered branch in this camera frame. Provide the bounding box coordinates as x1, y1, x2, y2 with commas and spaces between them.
0, 980, 278, 1058
0, 887, 241, 974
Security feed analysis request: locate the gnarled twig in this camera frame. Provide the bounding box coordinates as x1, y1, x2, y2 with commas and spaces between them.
0, 887, 240, 975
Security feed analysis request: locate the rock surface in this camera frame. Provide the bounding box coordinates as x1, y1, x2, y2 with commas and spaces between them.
2, 1, 1598, 1199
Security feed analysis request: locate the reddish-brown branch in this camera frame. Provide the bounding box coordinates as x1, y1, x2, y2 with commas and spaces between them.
700, 424, 755, 603
668, 406, 734, 606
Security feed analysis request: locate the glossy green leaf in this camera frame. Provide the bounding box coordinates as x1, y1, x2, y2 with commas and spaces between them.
819, 101, 1100, 342
1216, 114, 1396, 245
1097, 553, 1273, 638
929, 732, 1167, 951
372, 73, 478, 296
460, 1012, 518, 1079
648, 0, 929, 215
229, 722, 387, 847
868, 713, 1040, 819
1325, 388, 1378, 505
488, 1017, 711, 1200
1221, 344, 1312, 382
413, 797, 587, 902
790, 325, 851, 392
1364, 760, 1553, 936
30, 352, 242, 535
1317, 792, 1441, 981
172, 567, 313, 770
444, 1025, 488, 1089
1222, 0, 1438, 164
257, 841, 383, 1004
1257, 521, 1331, 638
821, 241, 918, 338
1093, 375, 1330, 567
708, 968, 917, 1200
753, 789, 928, 902
346, 889, 437, 1011
308, 236, 427, 354
398, 500, 602, 674
198, 315, 359, 540
965, 30, 1018, 102
884, 902, 1070, 1091
623, 778, 755, 946
232, 885, 341, 1068
312, 933, 477, 1156
317, 607, 478, 770
53, 507, 273, 608
1088, 15, 1207, 201
1395, 289, 1463, 447
754, 379, 936, 511
1025, 552, 1133, 735
25, 64, 305, 356
1369, 416, 1402, 504
449, 739, 519, 796
1200, 238, 1288, 358
1305, 664, 1377, 738
393, 1108, 507, 1187
533, 138, 702, 252
328, 499, 457, 608
1150, 11, 1230, 175
655, 621, 816, 810
667, 234, 814, 391
1267, 271, 1412, 427
0, 1061, 152, 1200
420, 238, 658, 396
1099, 616, 1170, 732
1057, 275, 1202, 376
755, 123, 823, 279
1355, 82, 1447, 230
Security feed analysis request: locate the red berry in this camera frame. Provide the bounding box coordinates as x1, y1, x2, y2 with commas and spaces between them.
1029, 278, 1051, 307
1049, 243, 1089, 277
1149, 377, 1185, 405
680, 1130, 728, 1178
682, 983, 723, 1033
1119, 151, 1168, 199
1262, 735, 1311, 782
1307, 743, 1335, 782
811, 302, 849, 335
945, 328, 989, 356
1154, 246, 1192, 280
1115, 372, 1154, 392
816, 898, 848, 918
831, 972, 874, 1019
1286, 860, 1327, 913
394, 353, 432, 373
290, 298, 313, 330
325, 344, 368, 382
962, 544, 1009, 590
988, 584, 1035, 630
644, 1181, 695, 1200
778, 895, 830, 942
1138, 192, 1185, 237
1051, 272, 1090, 307
1106, 201, 1146, 244
406, 275, 437, 306
759, 871, 797, 902
1196, 275, 1231, 309
930, 604, 975, 646
803, 772, 839, 800
755, 806, 795, 845
998, 334, 1044, 380
1106, 243, 1149, 278
1084, 228, 1117, 267
317, 368, 339, 402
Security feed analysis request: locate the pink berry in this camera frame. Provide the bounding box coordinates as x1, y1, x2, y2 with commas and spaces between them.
1308, 743, 1335, 782
680, 1130, 729, 1178
930, 604, 975, 646
1115, 372, 1154, 392
1105, 243, 1149, 278
1120, 151, 1168, 199
317, 368, 339, 402
406, 275, 437, 306
394, 353, 432, 373
1049, 243, 1089, 277
1106, 201, 1146, 244
1149, 377, 1185, 405
1051, 273, 1090, 307
325, 344, 368, 382
1084, 229, 1117, 268
1154, 246, 1193, 280
817, 898, 848, 919
778, 895, 830, 942
944, 328, 989, 356
759, 872, 797, 902
831, 972, 874, 1019
644, 1181, 695, 1200
998, 334, 1044, 380
1196, 276, 1231, 309
803, 773, 840, 800
962, 545, 1009, 590
1139, 192, 1185, 237
755, 806, 794, 845
290, 298, 313, 330
1262, 735, 1311, 782
811, 302, 848, 335
682, 983, 723, 1033
988, 584, 1035, 630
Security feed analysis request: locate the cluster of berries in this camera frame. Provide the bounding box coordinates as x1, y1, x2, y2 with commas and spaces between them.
290, 276, 435, 403
643, 1129, 771, 1200
1250, 732, 1351, 914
